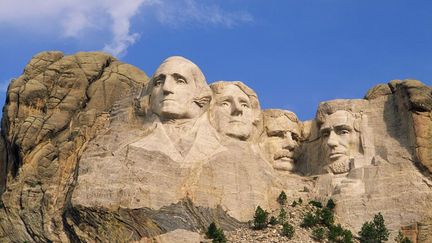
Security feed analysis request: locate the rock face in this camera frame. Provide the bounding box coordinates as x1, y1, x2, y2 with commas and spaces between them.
0, 51, 148, 242
0, 52, 431, 242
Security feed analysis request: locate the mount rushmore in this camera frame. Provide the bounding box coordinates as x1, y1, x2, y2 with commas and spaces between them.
0, 51, 431, 242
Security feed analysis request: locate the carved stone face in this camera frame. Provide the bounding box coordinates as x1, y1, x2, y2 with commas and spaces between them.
261, 114, 301, 171
320, 110, 360, 173
212, 84, 254, 140
150, 58, 200, 120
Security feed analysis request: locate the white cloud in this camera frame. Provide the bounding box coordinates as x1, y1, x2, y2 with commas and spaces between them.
154, 0, 253, 28
0, 0, 252, 57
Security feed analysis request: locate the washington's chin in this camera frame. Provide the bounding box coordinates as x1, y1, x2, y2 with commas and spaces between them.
225, 131, 250, 141
159, 110, 190, 120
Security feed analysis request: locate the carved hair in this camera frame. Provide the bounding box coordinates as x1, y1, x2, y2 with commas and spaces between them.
261, 109, 303, 139
316, 102, 361, 132
262, 109, 300, 125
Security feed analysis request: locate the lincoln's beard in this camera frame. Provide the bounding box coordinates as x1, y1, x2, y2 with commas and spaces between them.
326, 158, 350, 174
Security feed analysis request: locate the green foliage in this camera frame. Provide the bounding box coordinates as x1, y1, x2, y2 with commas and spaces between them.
328, 224, 353, 243
253, 206, 269, 230
281, 222, 295, 239
312, 227, 325, 241
291, 200, 298, 207
206, 222, 227, 243
278, 208, 287, 224
319, 207, 334, 227
395, 231, 412, 243
298, 198, 303, 205
301, 211, 319, 228
326, 198, 336, 210
309, 200, 323, 208
277, 191, 288, 205
358, 213, 390, 243
269, 216, 278, 225
302, 207, 334, 228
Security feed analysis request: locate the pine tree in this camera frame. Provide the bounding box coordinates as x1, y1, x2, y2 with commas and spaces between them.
206, 222, 227, 243
359, 213, 390, 243
278, 208, 287, 224
277, 191, 288, 205
253, 206, 269, 230
328, 224, 353, 243
326, 198, 336, 210
281, 222, 295, 239
395, 231, 412, 243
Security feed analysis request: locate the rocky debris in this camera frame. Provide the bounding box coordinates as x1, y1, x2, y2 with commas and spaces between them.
226, 200, 358, 243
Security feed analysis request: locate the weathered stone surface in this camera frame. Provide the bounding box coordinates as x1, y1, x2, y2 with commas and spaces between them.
365, 83, 392, 100
0, 51, 148, 242
0, 53, 431, 242
300, 81, 432, 241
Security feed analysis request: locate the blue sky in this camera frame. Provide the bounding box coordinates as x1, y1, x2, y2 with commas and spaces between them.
0, 0, 431, 120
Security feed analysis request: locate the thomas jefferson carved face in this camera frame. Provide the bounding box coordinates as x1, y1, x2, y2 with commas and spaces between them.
261, 111, 301, 171
149, 57, 206, 121
319, 110, 360, 174
211, 84, 254, 140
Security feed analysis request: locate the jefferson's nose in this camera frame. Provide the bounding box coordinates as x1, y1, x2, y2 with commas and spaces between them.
231, 101, 243, 116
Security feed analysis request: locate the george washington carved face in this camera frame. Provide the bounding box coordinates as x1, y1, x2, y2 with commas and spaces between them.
148, 56, 210, 121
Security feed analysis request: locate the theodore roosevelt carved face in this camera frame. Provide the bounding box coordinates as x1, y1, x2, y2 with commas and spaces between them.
148, 56, 211, 121
260, 110, 302, 171
210, 81, 260, 140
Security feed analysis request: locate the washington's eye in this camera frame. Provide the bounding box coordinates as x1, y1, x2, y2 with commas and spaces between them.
177, 77, 187, 84
154, 79, 163, 86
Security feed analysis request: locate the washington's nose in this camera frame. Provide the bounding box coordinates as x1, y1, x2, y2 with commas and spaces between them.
327, 131, 338, 147
231, 101, 243, 116
162, 76, 175, 95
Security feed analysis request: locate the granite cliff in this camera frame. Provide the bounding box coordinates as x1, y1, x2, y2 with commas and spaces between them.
0, 52, 431, 242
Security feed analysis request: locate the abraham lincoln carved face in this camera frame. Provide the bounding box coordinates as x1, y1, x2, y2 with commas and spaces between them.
319, 110, 361, 174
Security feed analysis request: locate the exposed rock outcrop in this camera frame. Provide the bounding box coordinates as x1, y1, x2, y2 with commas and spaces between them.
0, 52, 431, 242
0, 51, 148, 242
